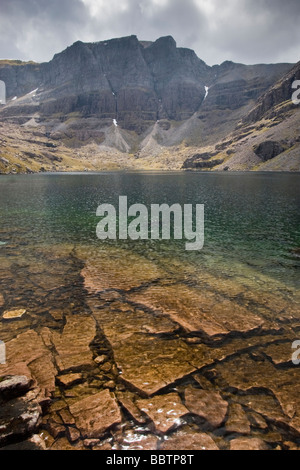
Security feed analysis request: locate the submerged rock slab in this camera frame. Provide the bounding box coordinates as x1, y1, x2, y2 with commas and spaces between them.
78, 246, 165, 293
98, 324, 222, 396
230, 437, 269, 451
161, 430, 219, 451
237, 394, 286, 425
109, 334, 200, 396
87, 301, 278, 397
50, 315, 96, 372
57, 373, 83, 388
69, 389, 122, 438
129, 284, 266, 338
214, 354, 300, 433
136, 393, 189, 434
89, 302, 208, 395
117, 393, 147, 424
263, 341, 296, 366
119, 431, 159, 450
0, 329, 57, 398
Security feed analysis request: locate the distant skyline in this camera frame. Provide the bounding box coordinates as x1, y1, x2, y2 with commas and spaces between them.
0, 0, 299, 66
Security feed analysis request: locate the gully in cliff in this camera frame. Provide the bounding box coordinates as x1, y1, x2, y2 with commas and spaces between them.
96, 196, 205, 251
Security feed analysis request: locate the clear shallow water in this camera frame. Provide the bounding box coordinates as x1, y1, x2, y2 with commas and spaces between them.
0, 172, 299, 291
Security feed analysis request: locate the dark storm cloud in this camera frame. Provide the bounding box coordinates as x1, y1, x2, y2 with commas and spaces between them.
0, 0, 299, 65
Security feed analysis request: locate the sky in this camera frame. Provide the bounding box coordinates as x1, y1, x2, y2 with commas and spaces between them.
0, 0, 299, 66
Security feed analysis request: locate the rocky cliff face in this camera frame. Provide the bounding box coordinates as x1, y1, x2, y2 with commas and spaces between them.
182, 61, 300, 172
243, 61, 300, 123
0, 36, 292, 126
0, 36, 210, 128
0, 35, 297, 173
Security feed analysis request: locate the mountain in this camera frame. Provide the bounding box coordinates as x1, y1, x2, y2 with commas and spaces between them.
182, 61, 300, 172
0, 35, 298, 173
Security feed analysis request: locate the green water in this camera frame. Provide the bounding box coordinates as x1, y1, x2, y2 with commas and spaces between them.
0, 172, 299, 292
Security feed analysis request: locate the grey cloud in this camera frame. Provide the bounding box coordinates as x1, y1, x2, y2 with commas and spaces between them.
0, 0, 89, 61
211, 0, 300, 63
0, 0, 299, 65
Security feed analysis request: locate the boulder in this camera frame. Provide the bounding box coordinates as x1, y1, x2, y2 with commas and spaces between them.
253, 141, 285, 161
0, 389, 42, 446
0, 375, 32, 402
